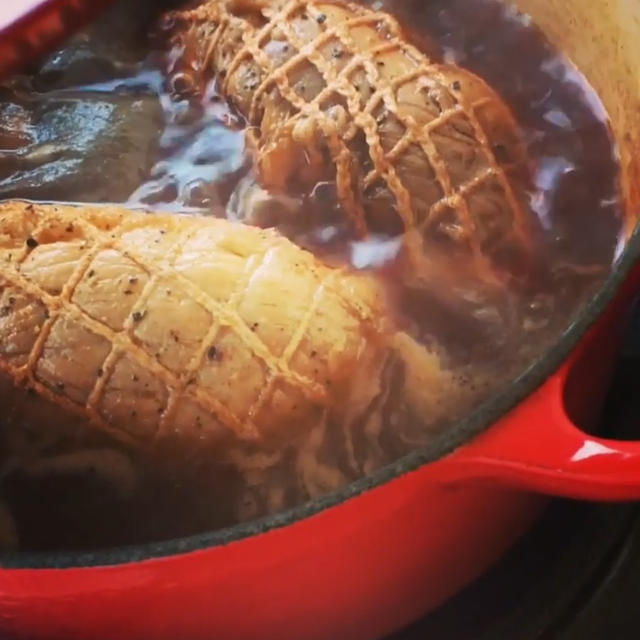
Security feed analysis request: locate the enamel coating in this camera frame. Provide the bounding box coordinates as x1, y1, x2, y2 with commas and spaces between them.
0, 269, 638, 640
2, 1, 640, 639
0, 0, 113, 77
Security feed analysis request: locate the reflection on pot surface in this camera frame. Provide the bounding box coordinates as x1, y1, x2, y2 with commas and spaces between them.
0, 0, 624, 551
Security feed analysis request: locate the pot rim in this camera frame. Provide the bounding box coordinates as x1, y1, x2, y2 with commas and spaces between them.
2, 222, 639, 570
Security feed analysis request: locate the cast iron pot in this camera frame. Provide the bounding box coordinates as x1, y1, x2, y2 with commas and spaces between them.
1, 1, 640, 639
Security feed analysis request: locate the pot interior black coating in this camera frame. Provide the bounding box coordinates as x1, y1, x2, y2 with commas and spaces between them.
1, 222, 639, 570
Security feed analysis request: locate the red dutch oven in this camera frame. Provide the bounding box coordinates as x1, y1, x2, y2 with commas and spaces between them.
1, 1, 640, 639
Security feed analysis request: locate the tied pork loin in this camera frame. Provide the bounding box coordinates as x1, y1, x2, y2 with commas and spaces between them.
164, 0, 535, 289
0, 201, 453, 478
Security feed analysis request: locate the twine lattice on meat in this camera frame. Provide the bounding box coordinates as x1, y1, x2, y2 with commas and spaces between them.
168, 0, 533, 285
0, 202, 387, 453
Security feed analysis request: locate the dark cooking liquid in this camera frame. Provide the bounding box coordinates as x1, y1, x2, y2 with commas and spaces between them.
0, 0, 624, 551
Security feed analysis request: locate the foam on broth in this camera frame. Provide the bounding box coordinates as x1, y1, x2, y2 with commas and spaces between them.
0, 0, 624, 550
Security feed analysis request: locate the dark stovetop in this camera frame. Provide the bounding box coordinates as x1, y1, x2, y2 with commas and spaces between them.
392, 297, 640, 640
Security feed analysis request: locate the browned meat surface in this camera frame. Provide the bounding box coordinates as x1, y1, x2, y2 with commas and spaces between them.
165, 0, 534, 287
0, 201, 450, 467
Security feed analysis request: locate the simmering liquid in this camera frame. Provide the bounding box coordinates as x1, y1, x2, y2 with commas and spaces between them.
0, 0, 623, 550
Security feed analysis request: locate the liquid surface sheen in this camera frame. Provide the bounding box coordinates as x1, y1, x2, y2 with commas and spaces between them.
0, 0, 623, 551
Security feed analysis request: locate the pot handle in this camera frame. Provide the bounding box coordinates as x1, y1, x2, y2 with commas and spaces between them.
442, 381, 640, 500
441, 289, 640, 501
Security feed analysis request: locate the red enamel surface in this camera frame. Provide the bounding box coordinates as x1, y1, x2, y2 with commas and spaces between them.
0, 266, 638, 640
0, 481, 544, 640
2, 4, 640, 639
0, 0, 114, 78
442, 262, 640, 501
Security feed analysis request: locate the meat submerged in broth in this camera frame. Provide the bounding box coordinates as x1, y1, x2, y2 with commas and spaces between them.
165, 0, 535, 291
0, 201, 456, 536
0, 0, 623, 550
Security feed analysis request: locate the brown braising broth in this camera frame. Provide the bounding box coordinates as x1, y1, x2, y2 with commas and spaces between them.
0, 0, 623, 551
